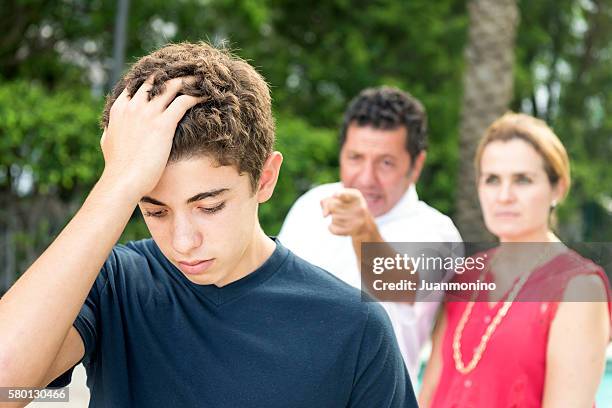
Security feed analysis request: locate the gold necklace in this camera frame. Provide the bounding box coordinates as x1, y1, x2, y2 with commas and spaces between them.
452, 268, 531, 375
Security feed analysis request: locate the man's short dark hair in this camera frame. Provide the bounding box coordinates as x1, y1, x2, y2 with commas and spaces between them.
101, 42, 274, 192
339, 86, 427, 162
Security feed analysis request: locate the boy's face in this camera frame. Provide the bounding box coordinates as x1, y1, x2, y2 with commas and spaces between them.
138, 155, 268, 286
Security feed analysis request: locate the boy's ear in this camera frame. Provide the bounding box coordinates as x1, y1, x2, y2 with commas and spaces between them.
257, 152, 283, 203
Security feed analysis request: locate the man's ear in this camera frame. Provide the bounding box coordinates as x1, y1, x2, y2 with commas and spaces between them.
409, 151, 427, 185
257, 151, 283, 203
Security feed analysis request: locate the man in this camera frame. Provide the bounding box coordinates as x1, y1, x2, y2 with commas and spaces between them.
0, 43, 417, 407
279, 86, 462, 382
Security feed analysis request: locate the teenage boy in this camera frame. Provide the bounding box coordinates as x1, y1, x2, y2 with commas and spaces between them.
0, 42, 417, 407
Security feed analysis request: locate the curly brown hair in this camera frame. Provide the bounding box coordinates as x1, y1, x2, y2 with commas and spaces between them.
101, 41, 275, 191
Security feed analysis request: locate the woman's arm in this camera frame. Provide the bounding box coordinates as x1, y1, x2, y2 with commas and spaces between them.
542, 275, 610, 408
418, 308, 447, 408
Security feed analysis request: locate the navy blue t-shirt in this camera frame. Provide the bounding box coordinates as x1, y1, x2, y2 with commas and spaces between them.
53, 238, 416, 407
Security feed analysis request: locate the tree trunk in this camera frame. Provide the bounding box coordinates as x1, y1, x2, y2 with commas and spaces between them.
455, 0, 519, 242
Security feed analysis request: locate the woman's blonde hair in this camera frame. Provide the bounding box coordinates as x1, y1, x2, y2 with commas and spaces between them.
474, 112, 571, 201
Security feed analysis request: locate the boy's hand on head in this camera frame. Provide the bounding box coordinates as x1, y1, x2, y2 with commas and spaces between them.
100, 75, 201, 197
320, 188, 374, 237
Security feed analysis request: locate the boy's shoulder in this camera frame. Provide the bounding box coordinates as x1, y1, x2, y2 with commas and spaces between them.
97, 238, 167, 286
278, 248, 392, 326
108, 238, 163, 264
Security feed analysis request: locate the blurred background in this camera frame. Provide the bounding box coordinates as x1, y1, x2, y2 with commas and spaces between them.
1, 0, 611, 294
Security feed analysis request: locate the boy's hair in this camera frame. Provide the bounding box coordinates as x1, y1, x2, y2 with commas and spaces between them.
101, 42, 275, 191
339, 86, 427, 163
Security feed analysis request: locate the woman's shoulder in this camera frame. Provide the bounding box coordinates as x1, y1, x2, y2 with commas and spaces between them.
556, 248, 604, 272
559, 249, 609, 301
551, 249, 608, 290
526, 248, 609, 302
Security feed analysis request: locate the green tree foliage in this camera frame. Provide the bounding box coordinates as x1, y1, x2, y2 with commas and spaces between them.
514, 0, 612, 240
263, 0, 468, 215
0, 80, 103, 291
0, 80, 103, 195
261, 115, 338, 234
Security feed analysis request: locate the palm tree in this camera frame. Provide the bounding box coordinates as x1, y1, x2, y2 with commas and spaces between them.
455, 0, 519, 241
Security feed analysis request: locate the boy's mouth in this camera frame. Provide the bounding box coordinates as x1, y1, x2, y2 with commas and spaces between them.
177, 259, 215, 275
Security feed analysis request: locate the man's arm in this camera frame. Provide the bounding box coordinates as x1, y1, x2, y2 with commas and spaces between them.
321, 188, 418, 303
0, 76, 200, 387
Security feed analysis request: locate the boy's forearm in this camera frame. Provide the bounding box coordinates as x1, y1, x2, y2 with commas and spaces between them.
0, 174, 140, 386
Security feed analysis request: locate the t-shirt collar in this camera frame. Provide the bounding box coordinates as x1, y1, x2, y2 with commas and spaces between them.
154, 238, 289, 306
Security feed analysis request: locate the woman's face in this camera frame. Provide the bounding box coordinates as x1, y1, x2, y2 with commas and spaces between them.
478, 138, 564, 242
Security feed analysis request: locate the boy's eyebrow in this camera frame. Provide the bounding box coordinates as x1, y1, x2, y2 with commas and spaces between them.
140, 196, 166, 206
186, 189, 229, 203
140, 188, 229, 206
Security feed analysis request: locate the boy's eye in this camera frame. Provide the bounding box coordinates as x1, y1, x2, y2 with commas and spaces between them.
199, 202, 225, 214
144, 209, 167, 218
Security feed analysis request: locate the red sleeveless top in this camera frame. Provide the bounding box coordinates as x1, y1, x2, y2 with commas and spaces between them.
430, 250, 611, 408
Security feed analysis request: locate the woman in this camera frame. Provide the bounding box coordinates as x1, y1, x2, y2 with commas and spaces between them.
419, 113, 611, 407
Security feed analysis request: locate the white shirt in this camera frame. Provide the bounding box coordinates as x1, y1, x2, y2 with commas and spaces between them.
278, 182, 462, 383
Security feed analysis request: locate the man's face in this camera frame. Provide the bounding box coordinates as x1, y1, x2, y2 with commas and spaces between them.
138, 156, 262, 286
340, 124, 423, 217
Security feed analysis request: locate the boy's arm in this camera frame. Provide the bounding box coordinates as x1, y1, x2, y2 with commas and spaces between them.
0, 76, 200, 387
